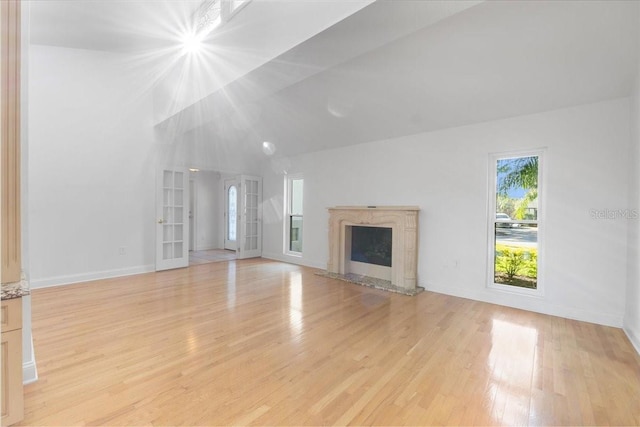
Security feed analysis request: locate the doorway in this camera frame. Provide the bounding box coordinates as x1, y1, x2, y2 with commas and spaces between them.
178, 172, 261, 267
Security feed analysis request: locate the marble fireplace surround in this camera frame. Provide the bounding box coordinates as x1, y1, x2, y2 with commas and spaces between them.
326, 206, 421, 295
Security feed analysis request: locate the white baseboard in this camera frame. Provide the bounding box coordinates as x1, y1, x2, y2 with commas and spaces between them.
195, 243, 218, 251
23, 357, 38, 385
425, 281, 623, 328
30, 264, 155, 289
23, 336, 38, 384
262, 252, 325, 270
623, 325, 640, 356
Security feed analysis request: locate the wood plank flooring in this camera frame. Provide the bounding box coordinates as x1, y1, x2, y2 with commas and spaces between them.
19, 258, 640, 426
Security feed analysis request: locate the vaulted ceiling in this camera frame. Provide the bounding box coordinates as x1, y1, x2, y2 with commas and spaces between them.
30, 1, 640, 159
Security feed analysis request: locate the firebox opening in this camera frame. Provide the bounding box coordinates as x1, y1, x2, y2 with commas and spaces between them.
350, 226, 392, 267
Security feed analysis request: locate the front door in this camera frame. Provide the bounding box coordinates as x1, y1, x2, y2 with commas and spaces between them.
156, 168, 189, 271
224, 179, 238, 251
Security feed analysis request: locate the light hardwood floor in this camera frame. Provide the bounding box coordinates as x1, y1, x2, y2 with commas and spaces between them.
20, 259, 640, 426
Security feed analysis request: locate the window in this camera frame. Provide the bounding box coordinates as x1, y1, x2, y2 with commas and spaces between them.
286, 176, 303, 254
229, 0, 250, 15
227, 185, 237, 241
488, 151, 543, 293
196, 0, 222, 34
194, 0, 252, 37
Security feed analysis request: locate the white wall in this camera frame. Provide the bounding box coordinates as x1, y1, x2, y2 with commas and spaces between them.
624, 25, 640, 353
27, 44, 261, 287
262, 98, 632, 327
28, 45, 157, 287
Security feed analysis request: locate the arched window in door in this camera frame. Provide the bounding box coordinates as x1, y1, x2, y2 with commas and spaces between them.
228, 185, 237, 241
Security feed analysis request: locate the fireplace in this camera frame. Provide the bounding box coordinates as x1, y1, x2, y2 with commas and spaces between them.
346, 225, 393, 281
326, 206, 420, 295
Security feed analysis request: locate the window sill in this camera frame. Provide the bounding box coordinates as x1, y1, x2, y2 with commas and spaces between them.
488, 281, 544, 298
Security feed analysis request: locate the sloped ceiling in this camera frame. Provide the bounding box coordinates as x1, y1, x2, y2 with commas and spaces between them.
181, 0, 639, 159
30, 1, 640, 160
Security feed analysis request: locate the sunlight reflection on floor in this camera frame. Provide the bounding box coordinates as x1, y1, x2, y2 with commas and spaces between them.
489, 317, 539, 425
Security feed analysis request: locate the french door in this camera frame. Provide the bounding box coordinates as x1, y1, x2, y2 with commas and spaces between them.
237, 175, 262, 259
156, 168, 189, 271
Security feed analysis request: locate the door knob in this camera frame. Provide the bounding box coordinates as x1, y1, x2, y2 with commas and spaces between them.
158, 219, 164, 224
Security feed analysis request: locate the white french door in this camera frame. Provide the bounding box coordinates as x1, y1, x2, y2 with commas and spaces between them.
236, 175, 262, 259
156, 168, 190, 271
224, 179, 238, 251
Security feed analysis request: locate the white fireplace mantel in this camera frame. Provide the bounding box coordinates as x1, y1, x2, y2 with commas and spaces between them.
327, 206, 420, 294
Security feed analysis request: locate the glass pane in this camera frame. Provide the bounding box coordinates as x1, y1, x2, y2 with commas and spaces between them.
163, 171, 172, 188
174, 225, 183, 241
350, 226, 392, 267
291, 179, 303, 215
174, 189, 183, 207
494, 155, 539, 289
174, 172, 183, 189
246, 236, 257, 251
198, 0, 222, 33
163, 207, 172, 223
494, 224, 538, 288
174, 207, 183, 224
163, 242, 172, 260
496, 156, 538, 221
289, 216, 303, 252
228, 185, 237, 241
163, 189, 172, 207
174, 242, 183, 256
163, 225, 173, 242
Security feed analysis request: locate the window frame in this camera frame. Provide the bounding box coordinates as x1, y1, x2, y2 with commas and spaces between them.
487, 149, 545, 297
284, 174, 303, 256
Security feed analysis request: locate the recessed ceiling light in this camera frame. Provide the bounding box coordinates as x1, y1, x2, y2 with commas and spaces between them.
262, 141, 276, 156
189, 168, 200, 172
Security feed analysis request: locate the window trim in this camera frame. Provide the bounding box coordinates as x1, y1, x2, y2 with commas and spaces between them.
284, 174, 303, 256
487, 148, 545, 297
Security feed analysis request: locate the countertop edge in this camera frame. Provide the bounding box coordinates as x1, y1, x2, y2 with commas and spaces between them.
1, 274, 31, 300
